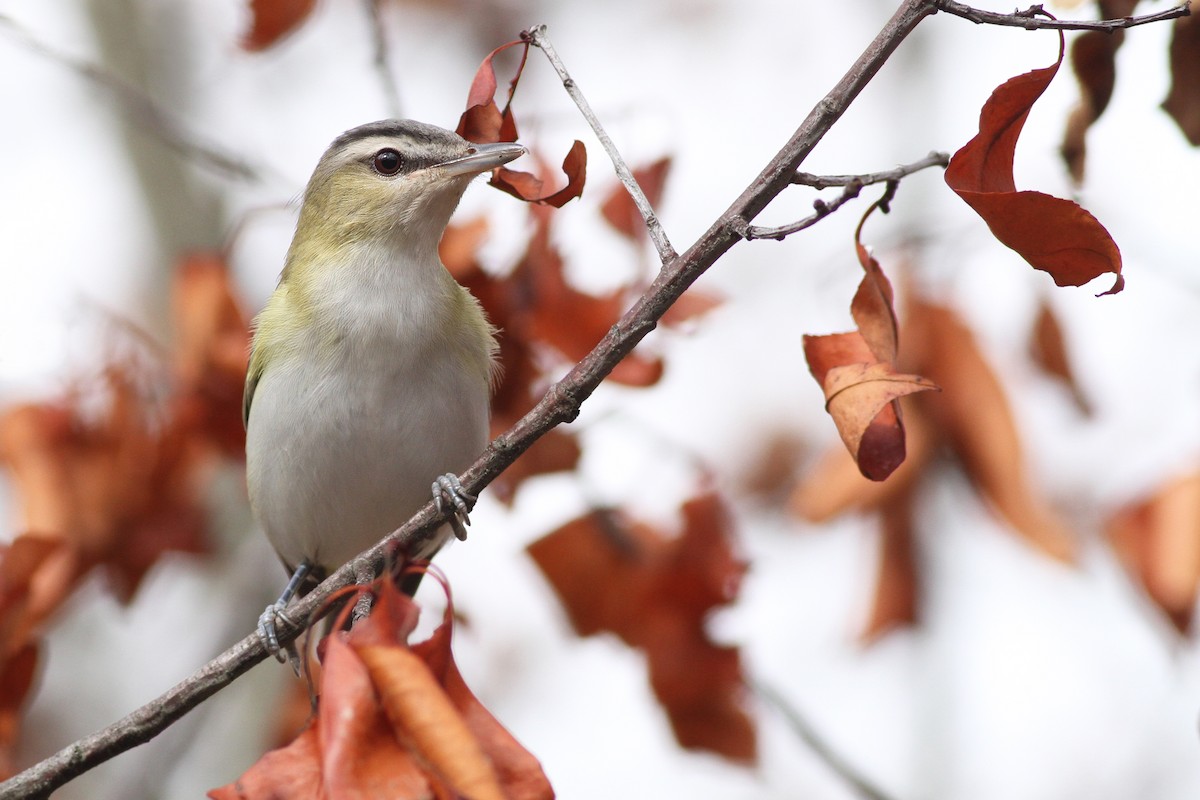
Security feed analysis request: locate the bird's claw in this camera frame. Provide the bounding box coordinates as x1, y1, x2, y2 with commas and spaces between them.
258, 601, 300, 673
432, 473, 476, 541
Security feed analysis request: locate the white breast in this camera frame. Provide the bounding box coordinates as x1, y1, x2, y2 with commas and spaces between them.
245, 246, 492, 575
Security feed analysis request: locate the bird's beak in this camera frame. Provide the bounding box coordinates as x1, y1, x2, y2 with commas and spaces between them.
439, 142, 527, 177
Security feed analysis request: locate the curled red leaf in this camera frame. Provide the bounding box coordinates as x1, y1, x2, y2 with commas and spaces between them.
945, 31, 1123, 295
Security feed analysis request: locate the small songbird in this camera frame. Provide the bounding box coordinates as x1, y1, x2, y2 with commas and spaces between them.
244, 120, 525, 658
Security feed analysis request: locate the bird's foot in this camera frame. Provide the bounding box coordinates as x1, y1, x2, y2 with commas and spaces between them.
432, 472, 476, 541
258, 602, 302, 675
258, 561, 312, 674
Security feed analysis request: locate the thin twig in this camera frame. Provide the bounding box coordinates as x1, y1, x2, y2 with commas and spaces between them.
747, 151, 947, 240
934, 0, 1190, 31
791, 150, 949, 189
0, 14, 264, 183
524, 24, 678, 264
363, 0, 403, 118
753, 679, 898, 800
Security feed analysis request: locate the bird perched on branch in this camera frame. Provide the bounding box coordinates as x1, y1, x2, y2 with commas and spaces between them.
244, 120, 525, 659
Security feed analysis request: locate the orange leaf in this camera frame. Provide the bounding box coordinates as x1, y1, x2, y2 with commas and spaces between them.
905, 298, 1076, 561
1107, 473, 1200, 633
803, 210, 937, 481
945, 32, 1123, 295
860, 492, 917, 643
1163, 12, 1200, 145
241, 0, 316, 51
358, 644, 505, 800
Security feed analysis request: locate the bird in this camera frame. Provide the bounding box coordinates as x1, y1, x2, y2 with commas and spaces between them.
243, 119, 525, 659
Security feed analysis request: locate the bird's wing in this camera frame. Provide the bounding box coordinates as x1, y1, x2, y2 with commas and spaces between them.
243, 340, 264, 429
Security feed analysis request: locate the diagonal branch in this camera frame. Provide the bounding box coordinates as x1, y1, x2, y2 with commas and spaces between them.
746, 150, 948, 240
934, 0, 1190, 31
524, 24, 678, 264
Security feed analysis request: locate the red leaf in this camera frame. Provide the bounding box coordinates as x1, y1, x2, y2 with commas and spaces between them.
527, 492, 756, 762
241, 0, 315, 51
945, 32, 1123, 295
490, 141, 587, 208
456, 41, 529, 145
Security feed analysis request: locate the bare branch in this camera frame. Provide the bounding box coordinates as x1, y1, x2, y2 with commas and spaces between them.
362, 0, 403, 118
791, 150, 949, 189
934, 0, 1190, 31
524, 24, 678, 264
746, 151, 948, 240
0, 13, 264, 184
753, 679, 898, 800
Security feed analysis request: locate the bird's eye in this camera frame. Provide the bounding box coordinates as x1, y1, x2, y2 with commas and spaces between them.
372, 148, 403, 176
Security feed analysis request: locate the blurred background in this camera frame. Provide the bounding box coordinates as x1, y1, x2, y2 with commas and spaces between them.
2, 0, 1200, 797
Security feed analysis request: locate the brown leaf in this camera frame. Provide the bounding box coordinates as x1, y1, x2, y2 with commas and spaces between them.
212, 582, 552, 800
1163, 12, 1200, 145
0, 643, 38, 780
600, 157, 672, 240
490, 141, 587, 208
803, 209, 937, 481
945, 32, 1123, 295
790, 396, 935, 523
1107, 473, 1200, 633
241, 0, 316, 51
860, 491, 917, 644
456, 40, 527, 145
905, 298, 1076, 561
527, 492, 756, 762
1029, 300, 1091, 415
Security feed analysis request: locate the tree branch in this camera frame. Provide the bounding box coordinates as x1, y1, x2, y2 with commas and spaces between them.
524, 24, 678, 264
753, 679, 898, 800
934, 0, 1190, 31
362, 0, 403, 118
746, 150, 948, 240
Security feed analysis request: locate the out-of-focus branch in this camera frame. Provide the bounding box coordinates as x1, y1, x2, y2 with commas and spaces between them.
363, 0, 403, 118
0, 12, 262, 183
934, 0, 1190, 31
754, 679, 898, 800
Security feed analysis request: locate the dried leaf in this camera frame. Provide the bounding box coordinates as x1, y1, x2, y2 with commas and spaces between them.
456, 40, 528, 145
1107, 473, 1200, 633
527, 492, 756, 762
0, 643, 38, 780
1029, 300, 1091, 414
905, 298, 1076, 561
1163, 12, 1200, 145
945, 32, 1123, 295
212, 582, 551, 800
803, 208, 937, 481
860, 492, 917, 643
490, 141, 587, 208
241, 0, 316, 51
